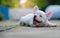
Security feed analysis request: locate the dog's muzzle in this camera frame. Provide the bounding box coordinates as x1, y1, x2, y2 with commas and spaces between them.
33, 15, 42, 26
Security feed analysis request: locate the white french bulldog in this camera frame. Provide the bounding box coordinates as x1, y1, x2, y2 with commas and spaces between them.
19, 5, 56, 27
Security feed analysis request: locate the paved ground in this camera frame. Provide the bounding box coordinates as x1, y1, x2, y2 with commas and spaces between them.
0, 20, 60, 27
0, 20, 60, 38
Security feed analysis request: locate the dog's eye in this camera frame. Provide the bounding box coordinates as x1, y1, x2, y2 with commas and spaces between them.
40, 15, 42, 17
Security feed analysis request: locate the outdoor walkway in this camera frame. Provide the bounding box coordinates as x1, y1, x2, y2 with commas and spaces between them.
0, 20, 60, 26
0, 20, 60, 38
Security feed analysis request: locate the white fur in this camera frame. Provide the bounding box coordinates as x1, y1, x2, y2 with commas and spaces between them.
19, 5, 56, 27
20, 14, 34, 26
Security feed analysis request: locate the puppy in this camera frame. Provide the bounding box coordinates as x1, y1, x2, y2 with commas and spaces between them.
19, 5, 56, 27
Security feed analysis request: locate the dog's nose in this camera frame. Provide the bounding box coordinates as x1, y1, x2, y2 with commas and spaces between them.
34, 15, 36, 18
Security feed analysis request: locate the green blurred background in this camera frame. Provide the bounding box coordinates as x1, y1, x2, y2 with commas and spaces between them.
0, 0, 60, 21
0, 0, 60, 10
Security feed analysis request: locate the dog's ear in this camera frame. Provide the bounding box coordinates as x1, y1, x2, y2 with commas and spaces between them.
33, 5, 39, 13
46, 12, 53, 19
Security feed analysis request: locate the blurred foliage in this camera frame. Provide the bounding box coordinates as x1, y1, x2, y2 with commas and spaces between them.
0, 0, 60, 10
47, 0, 60, 5
7, 0, 20, 8
55, 0, 60, 5
20, 0, 48, 10
0, 0, 48, 9
1, 0, 20, 8
20, 0, 33, 8
0, 13, 4, 21
1, 0, 8, 7
33, 0, 48, 11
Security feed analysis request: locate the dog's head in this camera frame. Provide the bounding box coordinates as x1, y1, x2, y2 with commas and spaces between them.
33, 5, 53, 26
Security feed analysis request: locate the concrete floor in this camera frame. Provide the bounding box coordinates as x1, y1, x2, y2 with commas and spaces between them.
0, 20, 60, 38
